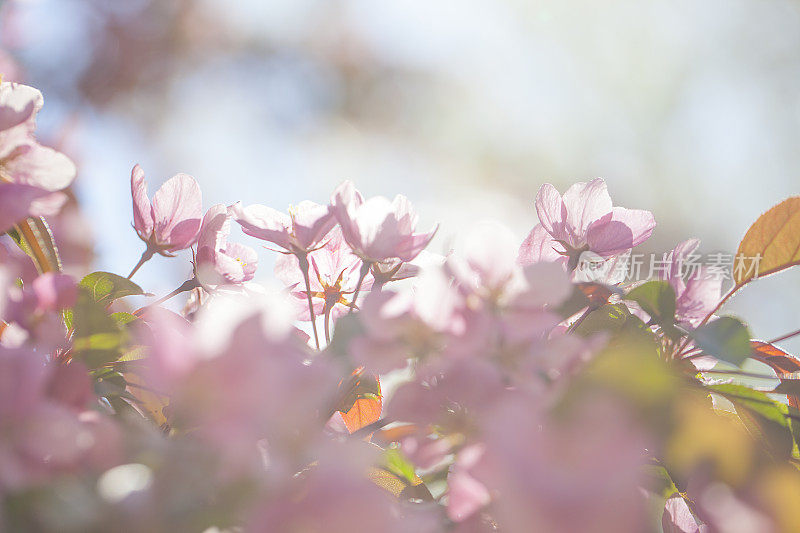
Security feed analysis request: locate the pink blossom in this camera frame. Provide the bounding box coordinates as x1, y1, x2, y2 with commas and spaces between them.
661, 239, 722, 326
30, 273, 77, 313
519, 178, 655, 268
275, 226, 373, 321
130, 164, 202, 253
475, 394, 647, 533
0, 347, 120, 491
231, 200, 335, 254
0, 182, 66, 232
447, 444, 491, 522
170, 308, 337, 476
0, 82, 76, 228
330, 180, 437, 263
195, 204, 258, 286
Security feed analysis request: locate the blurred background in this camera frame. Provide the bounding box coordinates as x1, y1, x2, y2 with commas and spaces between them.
1, 0, 798, 350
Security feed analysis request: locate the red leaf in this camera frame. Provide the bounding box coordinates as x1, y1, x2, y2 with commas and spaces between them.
751, 340, 800, 409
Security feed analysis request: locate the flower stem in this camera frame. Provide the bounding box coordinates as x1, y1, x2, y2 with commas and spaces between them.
323, 304, 333, 345
768, 328, 800, 345
128, 248, 155, 279
135, 278, 199, 315
297, 253, 320, 350
348, 261, 371, 315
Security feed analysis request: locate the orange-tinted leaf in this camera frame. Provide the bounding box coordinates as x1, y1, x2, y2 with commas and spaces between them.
335, 368, 382, 434
374, 423, 419, 446
734, 197, 800, 285
341, 395, 382, 434
751, 340, 800, 410
577, 282, 614, 306
368, 467, 433, 501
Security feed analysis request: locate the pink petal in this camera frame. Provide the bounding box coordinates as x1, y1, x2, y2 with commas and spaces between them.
447, 445, 491, 522
197, 204, 230, 256
396, 225, 437, 262
151, 173, 202, 250
290, 200, 336, 250
219, 241, 258, 283
662, 494, 707, 533
534, 183, 568, 238
330, 180, 365, 253
518, 224, 564, 265
130, 164, 153, 241
0, 83, 37, 131
3, 142, 76, 191
0, 183, 61, 233
31, 273, 77, 312
586, 206, 656, 256
562, 178, 613, 238
231, 202, 292, 250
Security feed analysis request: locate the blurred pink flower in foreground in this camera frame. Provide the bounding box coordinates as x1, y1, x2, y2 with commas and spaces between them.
0, 82, 76, 231
232, 200, 335, 255
519, 178, 655, 269
0, 347, 120, 491
130, 164, 202, 254
195, 204, 257, 286
474, 395, 647, 532
331, 180, 437, 264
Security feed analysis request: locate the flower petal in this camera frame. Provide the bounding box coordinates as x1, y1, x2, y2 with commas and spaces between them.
151, 173, 202, 250
3, 142, 76, 191
562, 178, 613, 239
586, 206, 655, 256
231, 202, 292, 250
130, 164, 153, 241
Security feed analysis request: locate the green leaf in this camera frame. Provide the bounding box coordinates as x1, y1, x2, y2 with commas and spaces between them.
574, 303, 652, 343
384, 448, 417, 484
80, 271, 144, 303
709, 383, 793, 458
8, 217, 61, 273
691, 317, 752, 367
111, 312, 139, 326
626, 281, 676, 326
69, 288, 129, 369
640, 464, 678, 499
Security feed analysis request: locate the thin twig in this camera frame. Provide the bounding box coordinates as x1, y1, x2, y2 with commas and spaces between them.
298, 253, 320, 350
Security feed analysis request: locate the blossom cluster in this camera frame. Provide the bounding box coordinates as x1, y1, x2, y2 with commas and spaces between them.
3, 80, 800, 533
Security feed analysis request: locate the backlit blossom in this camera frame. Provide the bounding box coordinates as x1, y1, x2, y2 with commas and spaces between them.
195, 204, 258, 286
232, 200, 335, 254
130, 164, 202, 254
661, 239, 722, 326
330, 180, 437, 264
519, 178, 655, 271
275, 226, 373, 321
0, 82, 76, 228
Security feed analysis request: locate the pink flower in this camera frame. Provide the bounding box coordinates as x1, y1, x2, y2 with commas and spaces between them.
330, 180, 437, 263
275, 226, 373, 321
130, 164, 203, 253
661, 239, 722, 326
231, 200, 335, 254
475, 394, 647, 533
0, 182, 66, 232
195, 204, 258, 286
0, 347, 120, 490
519, 178, 655, 267
0, 82, 76, 229
447, 444, 491, 522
